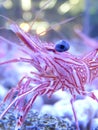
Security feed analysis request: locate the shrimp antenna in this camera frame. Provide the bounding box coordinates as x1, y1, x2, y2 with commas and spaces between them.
29, 0, 52, 31
29, 0, 80, 36
38, 15, 81, 36
0, 14, 16, 26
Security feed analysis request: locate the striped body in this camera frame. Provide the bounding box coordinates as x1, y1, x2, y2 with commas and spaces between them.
0, 23, 98, 130
43, 53, 89, 95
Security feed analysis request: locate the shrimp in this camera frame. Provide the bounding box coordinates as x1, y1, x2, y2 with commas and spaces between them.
0, 18, 98, 130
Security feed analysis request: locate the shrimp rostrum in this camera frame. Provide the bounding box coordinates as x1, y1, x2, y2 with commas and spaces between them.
0, 23, 98, 130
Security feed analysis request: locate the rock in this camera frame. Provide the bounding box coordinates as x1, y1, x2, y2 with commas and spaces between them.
33, 96, 44, 111
53, 99, 73, 118
0, 84, 7, 100
43, 90, 72, 105
53, 95, 98, 129
40, 105, 56, 116
73, 96, 98, 128
53, 90, 72, 101
90, 118, 98, 130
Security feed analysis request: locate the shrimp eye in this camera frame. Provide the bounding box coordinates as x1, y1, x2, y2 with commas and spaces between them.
55, 40, 70, 52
